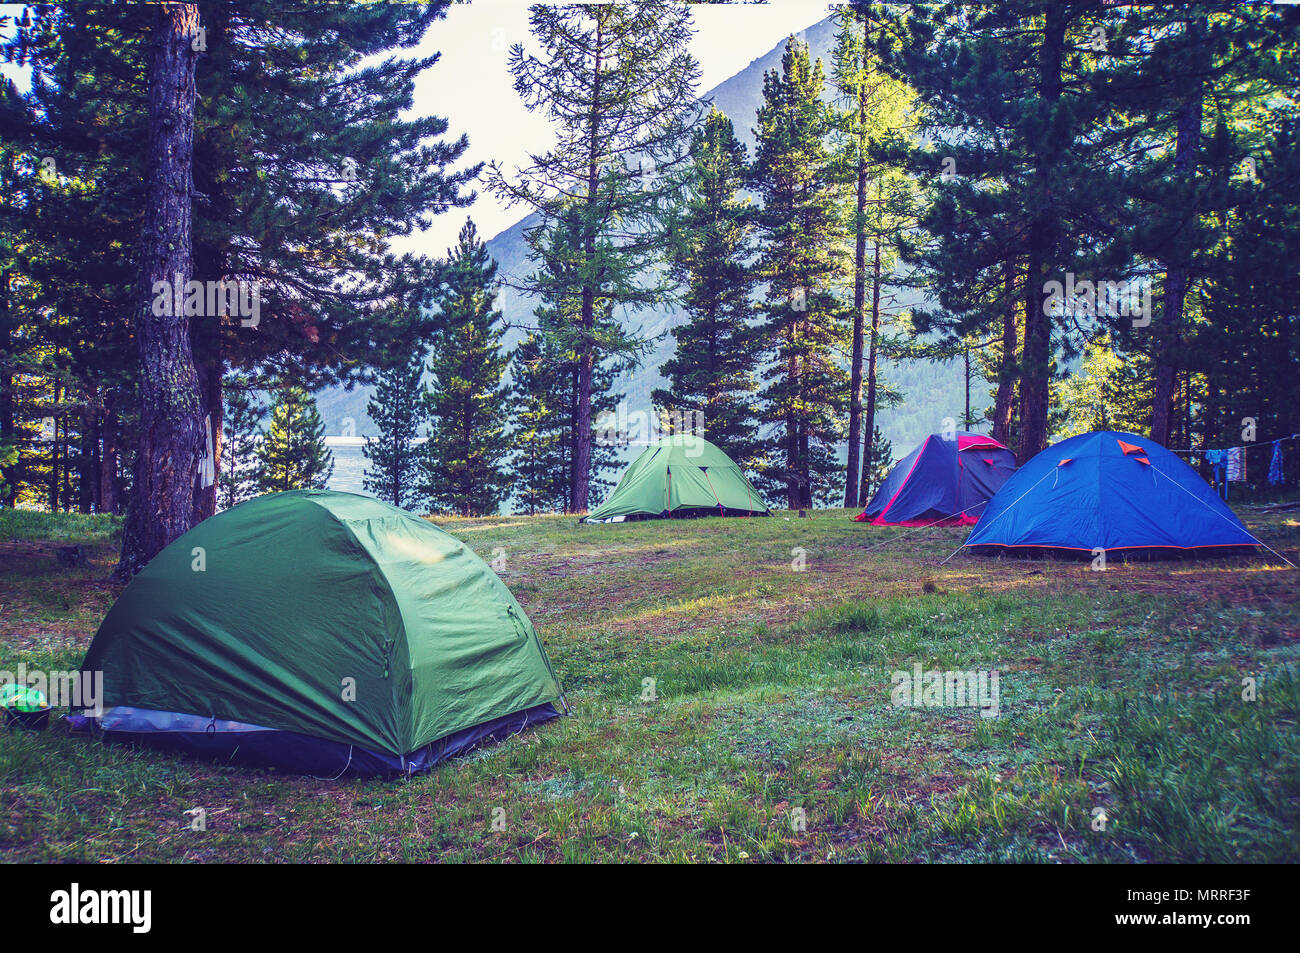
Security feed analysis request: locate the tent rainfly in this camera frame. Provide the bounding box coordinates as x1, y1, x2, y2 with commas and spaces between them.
856, 431, 1017, 526
78, 490, 564, 776
585, 434, 768, 522
963, 430, 1263, 559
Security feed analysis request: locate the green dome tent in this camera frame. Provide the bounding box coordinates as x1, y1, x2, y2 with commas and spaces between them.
586, 434, 769, 521
79, 490, 563, 776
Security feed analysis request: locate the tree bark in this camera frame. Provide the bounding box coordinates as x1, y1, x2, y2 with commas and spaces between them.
1017, 4, 1066, 463
79, 402, 96, 513
115, 2, 205, 579
858, 240, 882, 504
571, 13, 605, 515
99, 394, 118, 515
785, 314, 800, 509
843, 24, 870, 510
0, 264, 14, 508
991, 257, 1018, 445
1151, 17, 1205, 446
964, 347, 972, 428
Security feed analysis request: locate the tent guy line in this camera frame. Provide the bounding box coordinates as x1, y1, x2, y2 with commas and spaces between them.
1149, 464, 1296, 569
938, 468, 1059, 566
857, 498, 997, 557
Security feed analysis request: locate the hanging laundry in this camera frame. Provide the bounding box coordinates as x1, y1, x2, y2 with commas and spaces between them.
1205, 449, 1227, 499
1226, 446, 1245, 482
1269, 440, 1284, 486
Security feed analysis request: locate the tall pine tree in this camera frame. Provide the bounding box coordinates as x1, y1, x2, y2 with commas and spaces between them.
892, 2, 1128, 463
256, 385, 333, 492
508, 201, 632, 512
218, 375, 262, 509
362, 350, 427, 511
830, 4, 917, 507
653, 106, 761, 473
2, 3, 477, 524
116, 2, 206, 577
751, 37, 848, 508
509, 330, 568, 514
1101, 4, 1298, 445
487, 1, 701, 512
420, 220, 512, 517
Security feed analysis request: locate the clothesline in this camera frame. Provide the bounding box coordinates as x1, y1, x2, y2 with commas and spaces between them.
1168, 432, 1295, 496
1169, 432, 1300, 456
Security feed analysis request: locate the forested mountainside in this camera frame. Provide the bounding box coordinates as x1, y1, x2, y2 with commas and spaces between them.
315, 13, 982, 463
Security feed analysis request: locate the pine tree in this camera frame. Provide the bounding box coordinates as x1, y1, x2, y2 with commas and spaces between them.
116, 2, 207, 577
1195, 112, 1300, 487
420, 220, 512, 517
184, 0, 477, 519
509, 297, 627, 514
507, 201, 631, 513
256, 385, 333, 493
0, 19, 140, 514
509, 331, 568, 514
362, 351, 426, 511
892, 3, 1132, 464
1050, 335, 1153, 439
1100, 4, 1298, 445
653, 106, 761, 473
830, 4, 918, 507
218, 375, 263, 509
861, 425, 894, 501
487, 1, 701, 512
750, 37, 849, 508
2, 3, 478, 523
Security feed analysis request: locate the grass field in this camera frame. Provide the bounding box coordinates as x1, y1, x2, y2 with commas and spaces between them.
2, 505, 1298, 863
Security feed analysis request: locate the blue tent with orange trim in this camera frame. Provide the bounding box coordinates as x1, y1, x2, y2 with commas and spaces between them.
963, 430, 1259, 558
855, 431, 1017, 526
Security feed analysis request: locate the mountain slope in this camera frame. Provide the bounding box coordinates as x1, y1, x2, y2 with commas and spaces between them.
315, 15, 985, 471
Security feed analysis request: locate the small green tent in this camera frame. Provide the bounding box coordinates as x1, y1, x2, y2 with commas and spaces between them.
585, 434, 769, 521
79, 490, 563, 776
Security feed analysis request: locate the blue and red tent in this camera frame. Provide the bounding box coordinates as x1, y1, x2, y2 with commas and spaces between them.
963, 430, 1260, 558
855, 431, 1017, 526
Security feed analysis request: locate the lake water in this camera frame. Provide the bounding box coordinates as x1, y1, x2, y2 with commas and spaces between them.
325, 438, 368, 496
323, 436, 636, 510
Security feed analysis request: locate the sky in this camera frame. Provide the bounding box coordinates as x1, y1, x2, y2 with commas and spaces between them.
404, 1, 830, 256
0, 0, 829, 256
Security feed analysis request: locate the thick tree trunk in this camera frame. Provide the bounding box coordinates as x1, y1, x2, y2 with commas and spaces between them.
857, 240, 883, 504
843, 31, 870, 510
1152, 18, 1205, 446
1017, 4, 1066, 463
1017, 265, 1050, 462
992, 258, 1018, 445
115, 3, 205, 579
1150, 316, 1180, 444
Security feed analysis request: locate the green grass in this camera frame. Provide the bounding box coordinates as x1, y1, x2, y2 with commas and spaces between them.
0, 508, 120, 544
2, 506, 1298, 862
